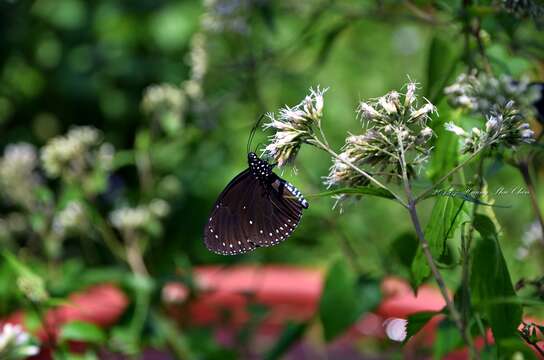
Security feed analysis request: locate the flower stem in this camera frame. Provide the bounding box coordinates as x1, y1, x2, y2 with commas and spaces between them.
124, 230, 150, 277
308, 135, 408, 208
396, 132, 478, 358
415, 148, 483, 203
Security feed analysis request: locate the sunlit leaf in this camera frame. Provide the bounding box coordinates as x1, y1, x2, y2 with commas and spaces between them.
470, 214, 522, 350
433, 319, 463, 359
319, 258, 381, 341
425, 35, 459, 104
59, 321, 106, 344
427, 105, 459, 182
404, 311, 439, 343
264, 322, 308, 360
411, 196, 465, 291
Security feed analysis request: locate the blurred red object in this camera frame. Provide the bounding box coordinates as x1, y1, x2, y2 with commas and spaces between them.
165, 266, 543, 358
0, 284, 128, 360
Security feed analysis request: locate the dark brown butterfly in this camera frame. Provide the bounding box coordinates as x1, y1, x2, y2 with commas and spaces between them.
203, 118, 308, 255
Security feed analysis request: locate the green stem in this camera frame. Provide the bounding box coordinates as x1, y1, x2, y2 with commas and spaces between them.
396, 131, 478, 359
415, 148, 484, 203
308, 135, 408, 208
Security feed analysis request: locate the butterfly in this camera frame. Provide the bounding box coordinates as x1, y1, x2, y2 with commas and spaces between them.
203, 117, 309, 255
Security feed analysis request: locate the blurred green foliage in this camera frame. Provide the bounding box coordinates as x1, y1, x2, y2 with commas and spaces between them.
1, 0, 544, 358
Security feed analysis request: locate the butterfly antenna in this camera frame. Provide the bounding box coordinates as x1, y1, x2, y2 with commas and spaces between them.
247, 114, 265, 154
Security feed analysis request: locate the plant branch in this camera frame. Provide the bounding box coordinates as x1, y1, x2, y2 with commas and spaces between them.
308, 135, 408, 208
415, 148, 484, 203
396, 131, 478, 358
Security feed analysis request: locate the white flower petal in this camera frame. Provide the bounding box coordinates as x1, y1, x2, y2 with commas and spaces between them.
383, 317, 408, 342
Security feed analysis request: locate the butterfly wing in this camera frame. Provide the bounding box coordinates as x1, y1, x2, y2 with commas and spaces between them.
204, 171, 307, 255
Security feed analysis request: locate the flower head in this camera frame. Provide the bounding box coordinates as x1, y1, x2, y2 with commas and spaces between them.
109, 199, 170, 233
142, 84, 186, 133
446, 101, 534, 153
445, 71, 541, 118
263, 87, 328, 167
326, 81, 434, 189
41, 127, 115, 190
0, 143, 40, 208
0, 323, 39, 359
52, 201, 87, 237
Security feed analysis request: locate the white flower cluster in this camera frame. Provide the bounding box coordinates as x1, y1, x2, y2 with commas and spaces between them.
201, 0, 249, 34
41, 126, 114, 180
516, 221, 543, 260
142, 84, 186, 122
109, 199, 170, 232
16, 274, 48, 303
445, 72, 541, 118
264, 87, 327, 167
0, 143, 40, 208
52, 201, 87, 236
326, 82, 435, 188
445, 101, 534, 153
0, 324, 39, 359
502, 0, 544, 27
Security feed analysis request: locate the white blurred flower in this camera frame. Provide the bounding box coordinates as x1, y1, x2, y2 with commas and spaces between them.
517, 221, 543, 260
142, 84, 186, 130
149, 198, 170, 218
0, 323, 39, 359
110, 199, 171, 232
109, 206, 151, 231
0, 143, 40, 208
445, 122, 467, 136
383, 318, 408, 342
445, 71, 541, 118
201, 0, 249, 34
41, 126, 114, 180
52, 201, 87, 236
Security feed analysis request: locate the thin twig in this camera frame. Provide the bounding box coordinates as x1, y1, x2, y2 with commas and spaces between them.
308, 135, 408, 208
415, 148, 483, 203
396, 131, 479, 358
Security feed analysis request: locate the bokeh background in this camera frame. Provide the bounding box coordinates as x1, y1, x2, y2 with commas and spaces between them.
0, 0, 543, 359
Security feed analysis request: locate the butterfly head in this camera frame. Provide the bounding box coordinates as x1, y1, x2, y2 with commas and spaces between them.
248, 152, 273, 181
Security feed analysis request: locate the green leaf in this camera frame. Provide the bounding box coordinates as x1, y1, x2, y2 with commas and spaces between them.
427, 106, 459, 182
309, 186, 395, 200
390, 232, 419, 271
425, 35, 459, 104
470, 214, 522, 350
264, 322, 308, 360
405, 311, 439, 343
411, 196, 465, 291
59, 321, 106, 344
426, 189, 509, 208
319, 258, 381, 341
433, 319, 463, 359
